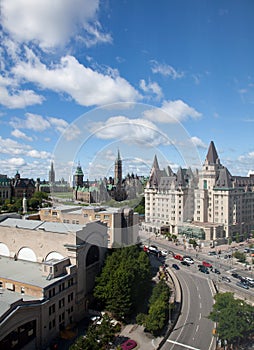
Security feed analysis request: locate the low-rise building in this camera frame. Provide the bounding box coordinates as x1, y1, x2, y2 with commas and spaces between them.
39, 205, 139, 248
0, 218, 107, 349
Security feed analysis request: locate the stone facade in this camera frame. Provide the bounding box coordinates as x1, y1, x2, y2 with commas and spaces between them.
143, 141, 254, 245
0, 218, 107, 349
39, 205, 139, 248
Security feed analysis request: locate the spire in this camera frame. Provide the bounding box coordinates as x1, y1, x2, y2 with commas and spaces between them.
117, 149, 121, 161
152, 155, 159, 170
206, 141, 219, 165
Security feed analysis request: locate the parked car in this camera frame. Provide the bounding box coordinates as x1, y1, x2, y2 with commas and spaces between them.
236, 281, 249, 290
199, 265, 209, 274
174, 254, 183, 261
172, 263, 180, 270
202, 261, 212, 268
121, 339, 137, 350
208, 251, 217, 256
244, 248, 250, 253
211, 268, 221, 274
231, 272, 240, 279
222, 276, 231, 283
183, 257, 194, 264
181, 260, 190, 266
160, 249, 168, 257
148, 245, 158, 252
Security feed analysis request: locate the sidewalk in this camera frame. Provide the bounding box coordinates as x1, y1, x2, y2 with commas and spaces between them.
119, 324, 163, 350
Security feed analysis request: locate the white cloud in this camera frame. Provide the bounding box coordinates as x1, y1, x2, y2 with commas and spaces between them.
139, 79, 163, 99
0, 136, 51, 161
12, 54, 140, 106
150, 60, 184, 79
1, 0, 111, 50
47, 117, 69, 134
26, 150, 51, 159
10, 113, 81, 141
0, 136, 31, 155
11, 129, 33, 141
0, 76, 44, 109
143, 100, 202, 123
89, 116, 170, 147
191, 136, 207, 149
10, 113, 51, 131
8, 157, 26, 166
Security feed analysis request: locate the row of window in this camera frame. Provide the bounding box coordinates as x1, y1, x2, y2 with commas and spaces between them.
48, 278, 74, 298
49, 293, 74, 316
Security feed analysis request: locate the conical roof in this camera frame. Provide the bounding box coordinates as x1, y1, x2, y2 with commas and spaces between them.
152, 155, 159, 169
206, 141, 219, 164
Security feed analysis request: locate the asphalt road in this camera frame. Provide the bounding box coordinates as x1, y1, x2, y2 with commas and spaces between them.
160, 263, 216, 350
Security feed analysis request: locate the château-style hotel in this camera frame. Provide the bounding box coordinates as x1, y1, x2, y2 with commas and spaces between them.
143, 141, 254, 244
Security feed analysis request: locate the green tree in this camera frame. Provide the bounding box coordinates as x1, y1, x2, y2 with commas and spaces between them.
233, 251, 246, 263
209, 292, 254, 347
137, 280, 170, 335
69, 315, 119, 350
94, 245, 151, 320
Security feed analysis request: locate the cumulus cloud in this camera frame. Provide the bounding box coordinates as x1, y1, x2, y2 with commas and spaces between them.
12, 54, 140, 106
191, 136, 207, 149
10, 113, 81, 141
11, 129, 33, 141
139, 79, 163, 99
143, 100, 202, 123
150, 60, 184, 79
7, 157, 26, 167
0, 136, 51, 160
89, 116, 170, 147
1, 0, 111, 50
26, 150, 51, 159
10, 113, 51, 131
0, 80, 44, 109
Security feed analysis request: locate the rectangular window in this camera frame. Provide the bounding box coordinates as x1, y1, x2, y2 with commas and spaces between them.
59, 298, 65, 308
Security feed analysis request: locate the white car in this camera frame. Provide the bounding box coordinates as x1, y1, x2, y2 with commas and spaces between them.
183, 257, 194, 264
160, 249, 168, 257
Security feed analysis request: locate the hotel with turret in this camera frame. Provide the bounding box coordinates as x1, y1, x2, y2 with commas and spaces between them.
143, 141, 254, 244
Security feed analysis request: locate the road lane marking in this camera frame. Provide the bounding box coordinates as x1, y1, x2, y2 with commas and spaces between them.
199, 313, 201, 320
196, 325, 199, 333
198, 293, 201, 299
167, 339, 201, 350
200, 302, 202, 308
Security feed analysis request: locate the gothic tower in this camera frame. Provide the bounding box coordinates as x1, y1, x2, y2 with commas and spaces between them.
49, 161, 55, 184
114, 150, 122, 186
74, 162, 84, 187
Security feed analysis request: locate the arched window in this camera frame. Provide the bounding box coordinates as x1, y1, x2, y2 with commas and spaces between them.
0, 243, 10, 257
18, 247, 37, 262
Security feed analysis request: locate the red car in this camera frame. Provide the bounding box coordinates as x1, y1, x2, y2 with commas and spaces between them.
121, 339, 137, 350
202, 261, 212, 268
174, 254, 183, 261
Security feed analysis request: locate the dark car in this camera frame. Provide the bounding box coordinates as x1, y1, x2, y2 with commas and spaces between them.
121, 339, 137, 350
199, 265, 209, 274
181, 260, 190, 266
212, 268, 221, 274
236, 281, 249, 290
231, 272, 240, 279
222, 276, 231, 283
172, 263, 180, 270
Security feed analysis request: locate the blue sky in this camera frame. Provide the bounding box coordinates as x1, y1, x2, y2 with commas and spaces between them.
1, 0, 254, 181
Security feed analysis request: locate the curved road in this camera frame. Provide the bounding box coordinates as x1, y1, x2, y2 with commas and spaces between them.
162, 267, 216, 350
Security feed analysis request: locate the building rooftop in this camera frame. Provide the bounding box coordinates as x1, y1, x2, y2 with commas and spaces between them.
0, 218, 85, 233
0, 256, 69, 290
0, 287, 38, 318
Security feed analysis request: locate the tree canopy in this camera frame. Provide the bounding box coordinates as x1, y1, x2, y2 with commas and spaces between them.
94, 245, 151, 320
209, 292, 254, 347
